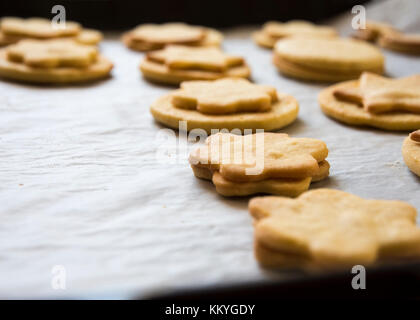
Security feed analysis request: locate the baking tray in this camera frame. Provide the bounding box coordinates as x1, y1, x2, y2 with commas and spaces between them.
0, 0, 419, 299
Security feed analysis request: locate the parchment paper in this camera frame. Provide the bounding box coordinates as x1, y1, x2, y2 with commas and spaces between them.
0, 0, 419, 299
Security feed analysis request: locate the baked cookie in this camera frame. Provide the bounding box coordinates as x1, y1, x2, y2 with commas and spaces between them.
0, 17, 103, 46
150, 78, 299, 133
253, 20, 337, 49
0, 39, 113, 84
123, 23, 223, 52
140, 45, 250, 85
189, 132, 329, 197
250, 189, 420, 270
319, 73, 420, 131
402, 130, 420, 177
353, 20, 420, 55
273, 37, 384, 82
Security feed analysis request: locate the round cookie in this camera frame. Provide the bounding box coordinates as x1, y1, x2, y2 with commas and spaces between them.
0, 41, 113, 84
150, 91, 299, 134
273, 38, 384, 82
318, 80, 420, 131
402, 132, 420, 177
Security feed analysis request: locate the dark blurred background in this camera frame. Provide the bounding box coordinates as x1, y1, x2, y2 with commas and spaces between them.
0, 0, 370, 30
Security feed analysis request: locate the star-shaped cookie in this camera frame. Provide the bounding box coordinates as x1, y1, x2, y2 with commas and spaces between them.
189, 132, 328, 181
6, 39, 97, 68
172, 78, 277, 114
334, 72, 420, 114
147, 45, 244, 72
250, 189, 420, 269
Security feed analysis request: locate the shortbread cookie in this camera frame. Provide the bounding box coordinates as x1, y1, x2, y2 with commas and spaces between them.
192, 160, 329, 197
123, 23, 223, 52
352, 20, 398, 42
402, 131, 420, 177
0, 39, 112, 84
250, 189, 420, 269
172, 78, 275, 114
140, 46, 250, 85
0, 17, 102, 46
150, 78, 299, 133
189, 133, 329, 197
1, 17, 80, 38
253, 20, 337, 49
333, 73, 420, 114
352, 20, 420, 55
273, 38, 384, 82
318, 77, 420, 131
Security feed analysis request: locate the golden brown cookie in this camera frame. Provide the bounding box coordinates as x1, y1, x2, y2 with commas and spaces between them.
250, 189, 420, 270
123, 23, 223, 52
352, 20, 398, 42
318, 77, 420, 131
273, 38, 384, 82
0, 39, 112, 84
171, 78, 275, 114
140, 45, 250, 85
189, 133, 329, 197
333, 72, 420, 114
402, 131, 420, 177
150, 79, 299, 133
253, 20, 337, 49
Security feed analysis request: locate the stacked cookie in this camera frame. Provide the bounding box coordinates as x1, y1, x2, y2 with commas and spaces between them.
140, 45, 250, 85
150, 78, 299, 133
273, 37, 384, 82
403, 130, 420, 177
0, 17, 103, 46
123, 23, 222, 52
0, 39, 113, 84
250, 189, 420, 270
319, 72, 420, 131
189, 132, 329, 197
253, 20, 337, 49
354, 20, 420, 55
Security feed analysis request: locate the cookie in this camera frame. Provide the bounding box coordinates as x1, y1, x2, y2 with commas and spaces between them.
140, 45, 250, 85
150, 79, 299, 133
318, 76, 420, 131
352, 20, 420, 55
0, 17, 103, 46
352, 20, 398, 42
171, 78, 275, 114
123, 23, 223, 52
0, 39, 112, 84
402, 130, 420, 177
189, 132, 329, 197
253, 20, 337, 49
273, 38, 384, 82
250, 189, 420, 270
333, 72, 420, 114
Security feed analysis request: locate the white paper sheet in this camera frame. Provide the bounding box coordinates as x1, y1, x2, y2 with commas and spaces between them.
0, 0, 419, 298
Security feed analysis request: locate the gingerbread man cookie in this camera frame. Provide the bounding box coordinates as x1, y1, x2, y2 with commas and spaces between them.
140, 45, 250, 85
250, 189, 420, 270
150, 78, 299, 133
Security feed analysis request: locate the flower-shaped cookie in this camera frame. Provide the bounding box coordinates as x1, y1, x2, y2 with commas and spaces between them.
140, 46, 250, 85
190, 132, 328, 181
1, 17, 81, 38
172, 78, 276, 114
147, 45, 243, 72
7, 39, 97, 68
334, 72, 420, 114
250, 189, 420, 269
